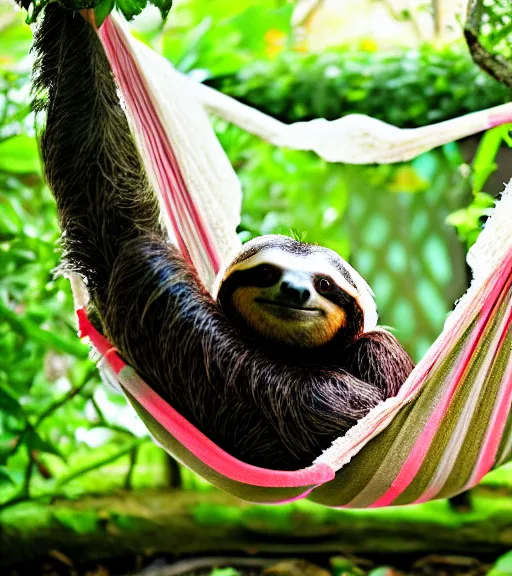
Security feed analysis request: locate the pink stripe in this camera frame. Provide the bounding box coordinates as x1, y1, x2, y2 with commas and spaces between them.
262, 486, 315, 505
413, 300, 512, 504
486, 103, 512, 129
464, 301, 512, 487
99, 24, 190, 263
103, 28, 193, 264
110, 16, 221, 273
77, 308, 126, 374
369, 252, 512, 507
77, 307, 334, 489
100, 20, 194, 263
124, 370, 334, 488
99, 18, 221, 273
468, 352, 512, 484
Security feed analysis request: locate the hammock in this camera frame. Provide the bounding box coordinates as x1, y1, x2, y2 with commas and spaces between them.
74, 14, 512, 507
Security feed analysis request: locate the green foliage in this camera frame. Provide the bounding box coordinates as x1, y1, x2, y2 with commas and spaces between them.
489, 550, 512, 576
162, 0, 292, 79
209, 568, 242, 576
467, 0, 512, 64
16, 0, 172, 25
446, 191, 495, 250
154, 1, 511, 127
214, 119, 352, 258
478, 0, 512, 62
0, 67, 163, 509
472, 126, 506, 193
446, 124, 512, 249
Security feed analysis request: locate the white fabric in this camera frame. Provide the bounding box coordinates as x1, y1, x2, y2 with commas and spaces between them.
134, 39, 243, 275
468, 180, 512, 288
186, 75, 512, 165
102, 16, 242, 289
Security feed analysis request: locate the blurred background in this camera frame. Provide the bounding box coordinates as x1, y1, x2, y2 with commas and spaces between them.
0, 0, 511, 574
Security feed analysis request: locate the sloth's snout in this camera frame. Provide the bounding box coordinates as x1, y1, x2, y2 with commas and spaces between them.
279, 278, 311, 306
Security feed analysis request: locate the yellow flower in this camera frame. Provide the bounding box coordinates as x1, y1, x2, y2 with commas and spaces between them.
264, 29, 287, 57
359, 38, 378, 52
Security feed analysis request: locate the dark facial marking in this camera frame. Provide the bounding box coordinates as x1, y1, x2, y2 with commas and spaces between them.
256, 264, 282, 288
232, 239, 359, 295
313, 273, 365, 340
217, 264, 282, 324
315, 276, 334, 295
322, 252, 357, 289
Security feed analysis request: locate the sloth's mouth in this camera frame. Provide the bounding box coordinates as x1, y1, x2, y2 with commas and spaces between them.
255, 298, 322, 313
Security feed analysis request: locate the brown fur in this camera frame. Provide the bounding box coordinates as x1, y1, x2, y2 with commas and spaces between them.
34, 5, 414, 470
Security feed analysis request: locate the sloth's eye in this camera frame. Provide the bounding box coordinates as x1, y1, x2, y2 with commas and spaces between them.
317, 277, 333, 293
258, 265, 280, 285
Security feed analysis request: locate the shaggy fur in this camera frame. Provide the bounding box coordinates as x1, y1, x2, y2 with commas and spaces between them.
33, 5, 414, 470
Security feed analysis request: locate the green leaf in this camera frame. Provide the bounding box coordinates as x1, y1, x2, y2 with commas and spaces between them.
53, 508, 99, 534
115, 0, 145, 20
488, 550, 512, 576
446, 192, 495, 249
94, 0, 116, 28
27, 430, 65, 461
0, 387, 25, 420
17, 0, 172, 25
471, 126, 503, 194
500, 123, 512, 147
0, 466, 16, 487
209, 569, 242, 576
0, 300, 89, 358
150, 0, 173, 21
0, 136, 40, 175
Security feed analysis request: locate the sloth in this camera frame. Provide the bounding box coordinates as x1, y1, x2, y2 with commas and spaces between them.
216, 234, 379, 352
33, 5, 414, 470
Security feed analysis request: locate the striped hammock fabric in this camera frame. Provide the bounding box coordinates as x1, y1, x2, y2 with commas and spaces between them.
74, 14, 512, 507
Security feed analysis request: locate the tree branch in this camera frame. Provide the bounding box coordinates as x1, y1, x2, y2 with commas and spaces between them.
464, 0, 512, 88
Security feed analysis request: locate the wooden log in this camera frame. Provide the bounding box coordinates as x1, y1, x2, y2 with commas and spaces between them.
1, 486, 512, 566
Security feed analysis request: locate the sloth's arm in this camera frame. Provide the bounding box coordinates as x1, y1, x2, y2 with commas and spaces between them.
344, 330, 415, 398
35, 5, 165, 314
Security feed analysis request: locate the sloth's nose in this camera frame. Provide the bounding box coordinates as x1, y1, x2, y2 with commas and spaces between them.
280, 279, 311, 305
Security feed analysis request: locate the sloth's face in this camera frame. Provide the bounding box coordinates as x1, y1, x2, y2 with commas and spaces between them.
230, 263, 347, 347
217, 241, 370, 348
